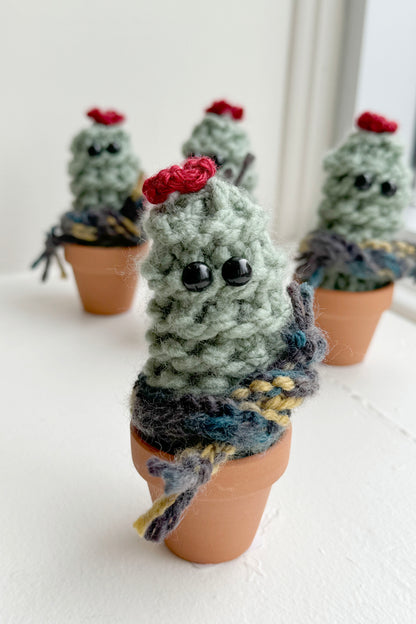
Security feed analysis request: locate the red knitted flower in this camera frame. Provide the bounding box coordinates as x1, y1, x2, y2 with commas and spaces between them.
143, 157, 217, 205
87, 108, 125, 126
356, 111, 398, 134
205, 100, 244, 120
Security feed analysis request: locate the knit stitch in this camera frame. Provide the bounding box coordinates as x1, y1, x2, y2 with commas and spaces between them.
69, 113, 140, 212
182, 101, 257, 193
142, 175, 292, 395
317, 118, 411, 243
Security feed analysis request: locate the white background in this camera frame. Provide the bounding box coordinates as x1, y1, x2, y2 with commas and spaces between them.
356, 0, 416, 165
1, 0, 293, 273
1, 0, 416, 272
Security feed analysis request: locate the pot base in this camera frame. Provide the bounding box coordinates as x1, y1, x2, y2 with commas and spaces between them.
314, 283, 394, 366
64, 243, 148, 315
163, 485, 272, 563
131, 426, 292, 564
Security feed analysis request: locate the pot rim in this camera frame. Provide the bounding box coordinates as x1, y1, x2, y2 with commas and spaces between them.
316, 281, 394, 299
64, 241, 147, 272
130, 423, 290, 465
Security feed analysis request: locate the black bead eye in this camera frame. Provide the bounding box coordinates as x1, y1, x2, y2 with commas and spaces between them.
211, 154, 225, 168
87, 143, 102, 157
354, 173, 373, 191
182, 262, 213, 292
107, 142, 121, 154
222, 257, 252, 287
381, 181, 397, 197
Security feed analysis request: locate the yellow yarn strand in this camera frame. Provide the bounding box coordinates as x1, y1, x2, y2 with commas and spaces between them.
70, 223, 97, 241
239, 401, 263, 414
200, 442, 235, 467
120, 216, 141, 236
360, 240, 416, 262
272, 376, 295, 391
249, 380, 273, 393
231, 375, 300, 433
131, 172, 145, 201
360, 240, 393, 253
261, 396, 303, 411
395, 241, 416, 256
200, 443, 217, 463
133, 492, 179, 537
230, 387, 250, 400
260, 409, 291, 427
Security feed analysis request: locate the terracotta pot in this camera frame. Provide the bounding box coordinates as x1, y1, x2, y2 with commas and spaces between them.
64, 243, 148, 315
131, 424, 292, 564
314, 283, 394, 366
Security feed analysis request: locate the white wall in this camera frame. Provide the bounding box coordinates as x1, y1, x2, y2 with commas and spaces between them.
355, 0, 416, 163
0, 0, 294, 273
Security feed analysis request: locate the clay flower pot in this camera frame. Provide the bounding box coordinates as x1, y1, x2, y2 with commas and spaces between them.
314, 283, 394, 366
130, 424, 292, 564
64, 243, 148, 315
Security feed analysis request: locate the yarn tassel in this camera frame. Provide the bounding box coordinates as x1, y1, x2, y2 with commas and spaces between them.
30, 229, 67, 282
133, 493, 179, 537
134, 443, 235, 542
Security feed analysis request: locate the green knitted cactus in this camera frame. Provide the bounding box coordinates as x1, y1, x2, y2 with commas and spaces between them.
296, 112, 415, 292
68, 108, 140, 211
141, 159, 291, 395
317, 112, 411, 243
182, 100, 257, 193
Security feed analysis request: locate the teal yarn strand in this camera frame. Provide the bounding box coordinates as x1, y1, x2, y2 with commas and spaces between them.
182, 113, 257, 193
142, 177, 292, 395
69, 123, 140, 212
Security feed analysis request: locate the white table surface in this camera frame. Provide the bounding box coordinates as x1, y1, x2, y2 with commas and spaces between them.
1, 272, 415, 624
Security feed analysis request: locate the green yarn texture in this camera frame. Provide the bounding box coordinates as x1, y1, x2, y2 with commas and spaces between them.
317, 130, 411, 243
142, 177, 292, 395
182, 113, 257, 193
68, 123, 140, 211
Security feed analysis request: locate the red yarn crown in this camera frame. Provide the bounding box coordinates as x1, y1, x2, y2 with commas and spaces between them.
205, 100, 244, 120
87, 108, 125, 126
356, 111, 398, 134
143, 157, 217, 205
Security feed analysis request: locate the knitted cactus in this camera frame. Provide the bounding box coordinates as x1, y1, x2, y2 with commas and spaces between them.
297, 112, 415, 291
131, 158, 326, 542
142, 159, 290, 395
318, 112, 410, 242
182, 100, 257, 193
69, 108, 140, 212
32, 108, 146, 281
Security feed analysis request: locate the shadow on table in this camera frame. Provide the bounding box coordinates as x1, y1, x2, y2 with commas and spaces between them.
9, 285, 80, 321
6, 280, 148, 352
